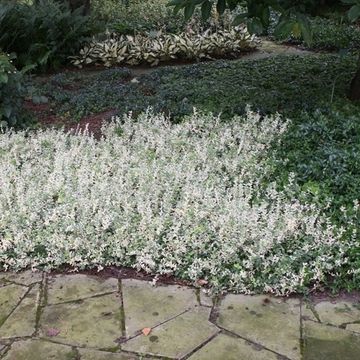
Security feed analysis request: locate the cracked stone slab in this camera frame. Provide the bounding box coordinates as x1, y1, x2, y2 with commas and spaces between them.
0, 271, 43, 286
303, 320, 360, 360
314, 301, 360, 326
302, 302, 318, 322
47, 274, 118, 304
122, 279, 199, 336
346, 323, 360, 333
0, 284, 28, 326
189, 333, 279, 360
122, 307, 219, 359
0, 344, 7, 356
79, 348, 139, 359
2, 339, 77, 360
40, 293, 122, 348
0, 284, 39, 339
198, 290, 213, 307
217, 294, 301, 360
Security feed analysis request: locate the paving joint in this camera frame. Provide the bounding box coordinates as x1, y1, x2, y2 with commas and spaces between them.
34, 272, 46, 336
119, 308, 192, 345
117, 279, 127, 339
304, 299, 321, 322
216, 325, 292, 360
39, 336, 104, 351
208, 295, 222, 324
0, 285, 31, 329
181, 331, 220, 360
46, 290, 119, 306
299, 300, 305, 359
119, 347, 174, 360
0, 281, 29, 288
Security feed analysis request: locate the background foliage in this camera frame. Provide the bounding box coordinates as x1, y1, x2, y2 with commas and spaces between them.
0, 0, 98, 70
0, 53, 30, 128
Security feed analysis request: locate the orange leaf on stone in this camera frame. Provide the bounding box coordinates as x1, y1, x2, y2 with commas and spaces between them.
142, 327, 152, 336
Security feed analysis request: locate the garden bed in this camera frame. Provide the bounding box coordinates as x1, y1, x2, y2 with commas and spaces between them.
0, 110, 359, 295
1, 0, 360, 295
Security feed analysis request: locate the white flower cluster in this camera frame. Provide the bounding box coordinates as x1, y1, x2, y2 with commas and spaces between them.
0, 110, 356, 294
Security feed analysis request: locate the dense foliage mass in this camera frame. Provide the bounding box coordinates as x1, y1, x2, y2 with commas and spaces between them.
92, 0, 188, 34
0, 0, 98, 70
38, 54, 357, 120
168, 0, 360, 99
1, 111, 358, 295
272, 16, 360, 50
91, 0, 239, 34
0, 53, 27, 128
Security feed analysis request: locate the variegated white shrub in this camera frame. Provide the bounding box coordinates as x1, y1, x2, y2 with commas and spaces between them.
0, 110, 356, 294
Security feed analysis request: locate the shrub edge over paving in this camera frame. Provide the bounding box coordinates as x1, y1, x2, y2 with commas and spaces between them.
0, 110, 358, 295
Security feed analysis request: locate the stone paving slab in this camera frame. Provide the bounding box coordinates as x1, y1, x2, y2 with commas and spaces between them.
0, 270, 360, 360
188, 333, 279, 360
40, 293, 122, 348
346, 323, 360, 333
0, 284, 39, 339
122, 307, 219, 359
303, 320, 360, 360
122, 279, 199, 337
197, 289, 213, 307
302, 302, 318, 322
47, 274, 118, 304
0, 271, 42, 287
0, 344, 6, 356
0, 284, 28, 326
313, 300, 360, 326
2, 339, 77, 360
217, 294, 301, 360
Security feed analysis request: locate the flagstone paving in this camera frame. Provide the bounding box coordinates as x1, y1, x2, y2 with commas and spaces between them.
0, 271, 360, 359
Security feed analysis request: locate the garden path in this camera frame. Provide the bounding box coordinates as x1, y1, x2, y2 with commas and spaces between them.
0, 271, 360, 360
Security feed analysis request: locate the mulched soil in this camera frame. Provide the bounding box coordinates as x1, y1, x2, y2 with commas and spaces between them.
24, 101, 116, 139
46, 264, 360, 302
49, 265, 193, 288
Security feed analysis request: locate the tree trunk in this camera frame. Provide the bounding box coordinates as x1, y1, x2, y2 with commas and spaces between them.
349, 54, 360, 101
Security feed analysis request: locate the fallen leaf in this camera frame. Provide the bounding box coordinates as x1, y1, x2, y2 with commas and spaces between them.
196, 279, 208, 286
142, 327, 151, 336
46, 327, 61, 337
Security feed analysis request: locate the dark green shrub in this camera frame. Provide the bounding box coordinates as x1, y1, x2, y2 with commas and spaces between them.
0, 0, 99, 70
273, 16, 360, 50
0, 53, 26, 128
273, 101, 360, 209
305, 17, 360, 50
91, 0, 237, 36
92, 0, 187, 34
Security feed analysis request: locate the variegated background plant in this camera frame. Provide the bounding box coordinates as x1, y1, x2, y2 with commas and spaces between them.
72, 26, 258, 67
